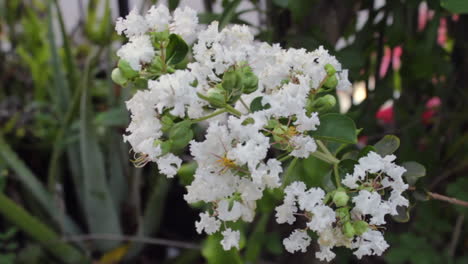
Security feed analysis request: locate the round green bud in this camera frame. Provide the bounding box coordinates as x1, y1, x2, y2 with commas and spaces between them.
335, 207, 350, 221
353, 220, 369, 236
333, 189, 350, 207
323, 75, 338, 89
324, 64, 337, 76
342, 221, 355, 238
118, 60, 139, 79
307, 94, 336, 113
111, 68, 127, 86
206, 87, 226, 108
240, 66, 259, 94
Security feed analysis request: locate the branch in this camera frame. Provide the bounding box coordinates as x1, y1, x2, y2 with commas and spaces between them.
59, 234, 201, 250
427, 191, 468, 208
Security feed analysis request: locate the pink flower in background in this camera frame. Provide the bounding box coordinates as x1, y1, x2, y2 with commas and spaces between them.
425, 96, 441, 109
392, 46, 403, 71
418, 2, 434, 32
376, 105, 394, 124
379, 46, 403, 78
422, 96, 441, 125
437, 18, 447, 46
379, 47, 392, 78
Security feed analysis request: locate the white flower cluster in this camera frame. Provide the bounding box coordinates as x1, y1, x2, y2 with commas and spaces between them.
117, 4, 406, 261
116, 5, 198, 71
276, 151, 408, 261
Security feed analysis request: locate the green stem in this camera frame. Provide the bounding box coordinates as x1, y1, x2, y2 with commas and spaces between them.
278, 154, 292, 162
192, 109, 227, 123
282, 158, 298, 187
225, 104, 242, 116
239, 98, 251, 113
310, 150, 339, 165
317, 140, 333, 157
0, 193, 88, 263
334, 164, 342, 188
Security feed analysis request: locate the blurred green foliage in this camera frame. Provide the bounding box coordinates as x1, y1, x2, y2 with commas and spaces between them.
0, 0, 467, 263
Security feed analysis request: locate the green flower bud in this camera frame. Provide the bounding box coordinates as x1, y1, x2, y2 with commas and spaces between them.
206, 87, 227, 108
353, 220, 369, 236
111, 68, 127, 86
323, 74, 338, 90
240, 66, 258, 94
333, 189, 349, 207
324, 64, 336, 76
342, 221, 355, 238
118, 60, 139, 79
335, 207, 350, 222
307, 94, 336, 113
150, 29, 170, 45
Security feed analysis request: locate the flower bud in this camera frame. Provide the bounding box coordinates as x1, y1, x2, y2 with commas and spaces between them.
307, 94, 336, 113
352, 220, 369, 236
342, 221, 355, 238
206, 87, 227, 108
240, 66, 258, 94
111, 68, 127, 86
333, 188, 349, 207
335, 207, 350, 222
118, 60, 139, 79
323, 74, 338, 90
324, 64, 336, 76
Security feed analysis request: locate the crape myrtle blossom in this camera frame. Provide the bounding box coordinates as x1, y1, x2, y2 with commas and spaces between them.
116, 4, 409, 261
275, 151, 408, 261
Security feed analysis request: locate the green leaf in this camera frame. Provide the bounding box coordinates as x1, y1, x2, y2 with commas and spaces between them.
250, 97, 270, 112
310, 113, 358, 144
169, 120, 194, 150
219, 0, 241, 30
374, 135, 400, 156
441, 0, 468, 13
177, 162, 197, 186
166, 34, 189, 65
202, 233, 242, 264
402, 161, 426, 185
118, 60, 139, 79
0, 193, 87, 263
0, 135, 81, 235
80, 67, 121, 251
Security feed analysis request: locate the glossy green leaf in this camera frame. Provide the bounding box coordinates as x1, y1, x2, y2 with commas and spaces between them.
402, 161, 426, 185
374, 135, 400, 156
250, 97, 270, 112
392, 205, 410, 223
169, 120, 194, 150
310, 113, 358, 144
166, 34, 189, 65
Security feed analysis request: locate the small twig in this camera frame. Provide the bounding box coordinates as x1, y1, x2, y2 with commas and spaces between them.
427, 192, 468, 207
60, 233, 201, 250
448, 214, 464, 258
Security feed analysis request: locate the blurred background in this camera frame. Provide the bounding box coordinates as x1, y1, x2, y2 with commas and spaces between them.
0, 0, 467, 263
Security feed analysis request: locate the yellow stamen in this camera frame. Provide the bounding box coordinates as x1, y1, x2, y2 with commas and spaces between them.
216, 156, 236, 168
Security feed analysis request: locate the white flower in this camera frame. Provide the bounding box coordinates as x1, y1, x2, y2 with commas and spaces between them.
290, 135, 317, 158
307, 205, 336, 232
156, 153, 182, 178
294, 111, 320, 132
275, 202, 297, 224
170, 6, 198, 43
217, 200, 243, 222
195, 212, 221, 235
115, 8, 148, 37
283, 229, 311, 253
297, 187, 325, 211
117, 35, 155, 71
316, 246, 336, 262
221, 228, 240, 250
146, 5, 171, 31
352, 230, 389, 259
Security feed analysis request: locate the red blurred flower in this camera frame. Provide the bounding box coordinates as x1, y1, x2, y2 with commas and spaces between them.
376, 105, 394, 124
